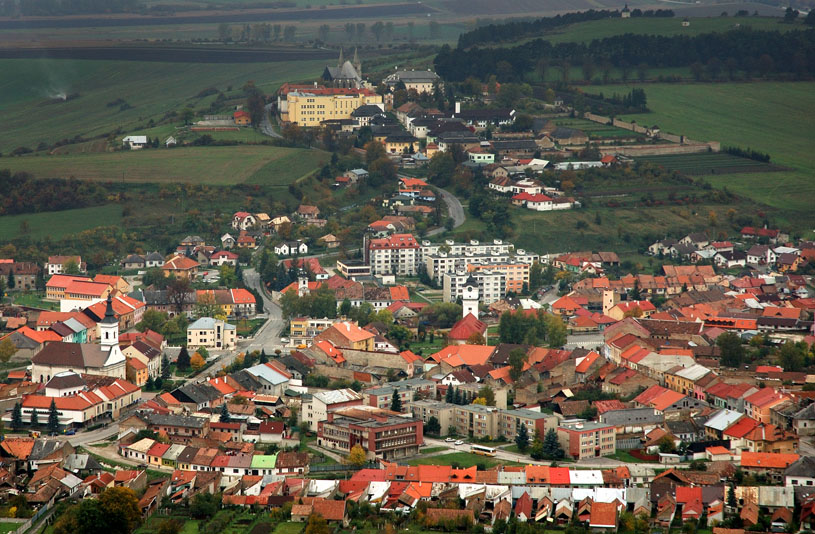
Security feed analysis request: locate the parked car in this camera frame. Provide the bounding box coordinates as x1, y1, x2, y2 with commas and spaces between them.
455, 440, 464, 445
445, 437, 455, 443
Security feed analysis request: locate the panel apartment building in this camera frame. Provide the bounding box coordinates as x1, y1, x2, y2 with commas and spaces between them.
364, 233, 421, 276
443, 270, 506, 305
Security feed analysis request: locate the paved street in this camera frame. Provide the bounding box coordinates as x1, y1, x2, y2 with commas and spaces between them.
428, 186, 465, 236
260, 103, 282, 138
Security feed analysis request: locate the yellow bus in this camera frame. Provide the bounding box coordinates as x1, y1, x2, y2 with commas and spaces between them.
471, 444, 497, 457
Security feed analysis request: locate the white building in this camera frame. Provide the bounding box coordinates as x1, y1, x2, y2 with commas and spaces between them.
365, 233, 420, 276
443, 270, 506, 305
122, 135, 148, 149
187, 317, 236, 350
301, 388, 362, 431
274, 240, 309, 257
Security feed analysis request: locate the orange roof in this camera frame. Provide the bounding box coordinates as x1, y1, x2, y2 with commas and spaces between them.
706, 446, 730, 455
487, 366, 513, 384
549, 467, 570, 485
64, 280, 110, 297
449, 314, 487, 340
429, 344, 493, 367
389, 286, 410, 302
230, 288, 256, 304
128, 358, 147, 370
162, 255, 198, 270
651, 390, 686, 412
45, 274, 89, 289
0, 438, 35, 459
589, 501, 618, 528
314, 340, 345, 364
93, 274, 124, 287
14, 326, 62, 344
575, 351, 601, 373
525, 465, 550, 484
328, 322, 375, 343
740, 451, 799, 469
399, 350, 422, 364
114, 470, 142, 482
723, 417, 759, 438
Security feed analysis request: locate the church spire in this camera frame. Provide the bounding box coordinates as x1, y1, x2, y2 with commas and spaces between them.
352, 47, 361, 76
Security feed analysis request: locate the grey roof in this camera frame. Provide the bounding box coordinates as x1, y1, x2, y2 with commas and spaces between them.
145, 251, 164, 261
62, 317, 87, 334
351, 105, 385, 118
503, 408, 553, 420
62, 453, 103, 472
785, 456, 815, 477
600, 407, 663, 426
123, 254, 145, 264
246, 363, 290, 386
189, 317, 235, 331
230, 369, 264, 391
29, 440, 68, 461
794, 403, 815, 421
146, 413, 208, 429
323, 61, 361, 81
704, 409, 743, 431
171, 382, 222, 405
32, 342, 110, 369
665, 419, 700, 436
45, 372, 86, 390
388, 70, 440, 83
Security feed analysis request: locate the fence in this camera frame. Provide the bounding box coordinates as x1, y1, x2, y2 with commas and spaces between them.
617, 438, 641, 450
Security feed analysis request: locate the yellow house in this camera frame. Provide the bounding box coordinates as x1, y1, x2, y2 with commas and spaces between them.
286, 88, 383, 126
126, 357, 148, 387
385, 134, 419, 155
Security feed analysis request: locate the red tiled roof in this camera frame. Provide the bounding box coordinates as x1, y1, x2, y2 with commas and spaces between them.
740, 451, 799, 469
448, 314, 487, 340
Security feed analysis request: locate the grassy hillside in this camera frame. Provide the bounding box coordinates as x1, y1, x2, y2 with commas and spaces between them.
601, 82, 815, 232
0, 58, 325, 153
0, 204, 123, 240
0, 146, 327, 185
543, 16, 794, 44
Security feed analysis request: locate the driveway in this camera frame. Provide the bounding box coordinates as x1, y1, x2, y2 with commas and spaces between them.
260, 103, 282, 138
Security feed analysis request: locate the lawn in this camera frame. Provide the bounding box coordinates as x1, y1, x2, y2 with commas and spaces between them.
0, 204, 123, 241
419, 446, 448, 453
273, 523, 305, 534
0, 522, 20, 534
407, 452, 524, 468
11, 292, 58, 310
230, 318, 267, 337
1, 146, 326, 185
0, 57, 326, 153
607, 449, 656, 463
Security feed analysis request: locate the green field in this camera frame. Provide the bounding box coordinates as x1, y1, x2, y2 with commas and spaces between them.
273, 523, 305, 534
0, 204, 123, 240
606, 81, 815, 230
0, 58, 325, 153
0, 522, 20, 534
637, 153, 780, 175
1, 146, 325, 185
543, 16, 797, 45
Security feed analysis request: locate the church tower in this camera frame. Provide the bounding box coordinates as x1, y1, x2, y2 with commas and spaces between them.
298, 271, 310, 297
99, 295, 126, 369
338, 47, 344, 68
352, 47, 361, 78
462, 276, 479, 319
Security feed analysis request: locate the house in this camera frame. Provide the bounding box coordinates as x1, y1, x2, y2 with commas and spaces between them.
274, 241, 308, 257
121, 254, 146, 270
319, 234, 340, 249
233, 110, 251, 125
161, 255, 199, 279
232, 212, 257, 231
296, 205, 320, 220
122, 135, 147, 149
46, 255, 85, 276
740, 452, 800, 484
187, 317, 236, 351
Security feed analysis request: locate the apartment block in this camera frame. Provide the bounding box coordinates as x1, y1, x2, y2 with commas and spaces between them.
557, 421, 616, 460
498, 409, 558, 441
443, 270, 506, 305
410, 400, 456, 436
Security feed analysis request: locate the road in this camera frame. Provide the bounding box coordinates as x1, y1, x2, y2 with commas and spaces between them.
239, 267, 286, 353
420, 437, 672, 469
428, 186, 465, 236
260, 103, 282, 138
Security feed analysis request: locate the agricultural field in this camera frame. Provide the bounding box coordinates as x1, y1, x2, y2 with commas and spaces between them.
543, 15, 798, 45
0, 57, 326, 153
0, 146, 327, 185
637, 153, 783, 175
606, 81, 815, 231
0, 204, 123, 241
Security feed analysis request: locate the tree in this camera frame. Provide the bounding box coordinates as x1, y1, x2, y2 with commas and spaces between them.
219, 402, 230, 423
515, 423, 530, 452
658, 435, 676, 453
777, 341, 807, 372
190, 352, 206, 371
305, 513, 330, 534
390, 388, 402, 412
467, 331, 486, 345
161, 354, 170, 379
0, 337, 17, 363
157, 519, 183, 534
340, 298, 352, 317
47, 399, 59, 433
347, 444, 367, 467
426, 416, 441, 435
318, 24, 330, 42
11, 402, 22, 430
477, 385, 495, 406
6, 270, 14, 289
98, 487, 142, 534
190, 492, 220, 520
176, 347, 191, 371
194, 291, 222, 320
544, 314, 567, 348
63, 259, 80, 275
30, 408, 38, 427
508, 348, 527, 381
806, 10, 815, 26
727, 484, 737, 508
137, 309, 168, 333
717, 331, 745, 368
445, 385, 454, 403
167, 276, 192, 315
542, 428, 564, 460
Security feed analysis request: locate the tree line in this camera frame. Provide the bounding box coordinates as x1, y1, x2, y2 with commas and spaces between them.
0, 170, 108, 215
435, 28, 815, 82
459, 9, 672, 49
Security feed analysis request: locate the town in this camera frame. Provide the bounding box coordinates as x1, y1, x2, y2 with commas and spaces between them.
1, 4, 815, 534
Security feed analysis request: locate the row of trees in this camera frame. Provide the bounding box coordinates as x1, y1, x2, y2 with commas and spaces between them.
435, 29, 815, 82
0, 170, 108, 216
10, 399, 61, 433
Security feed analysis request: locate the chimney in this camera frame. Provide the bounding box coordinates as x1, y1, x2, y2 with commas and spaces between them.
455, 101, 461, 114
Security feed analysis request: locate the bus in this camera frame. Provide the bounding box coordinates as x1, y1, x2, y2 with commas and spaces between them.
470, 444, 497, 457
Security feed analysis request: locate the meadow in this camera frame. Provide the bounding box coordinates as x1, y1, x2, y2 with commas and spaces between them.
0, 146, 326, 185
605, 81, 815, 230
0, 204, 123, 240
0, 58, 325, 153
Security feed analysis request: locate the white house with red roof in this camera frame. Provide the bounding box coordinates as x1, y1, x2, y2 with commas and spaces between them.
512, 192, 554, 211
232, 212, 257, 231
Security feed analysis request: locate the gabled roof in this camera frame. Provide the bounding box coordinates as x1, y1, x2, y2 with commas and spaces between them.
740, 451, 799, 469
